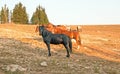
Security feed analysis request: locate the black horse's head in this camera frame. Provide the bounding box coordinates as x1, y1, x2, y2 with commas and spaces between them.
39, 26, 45, 35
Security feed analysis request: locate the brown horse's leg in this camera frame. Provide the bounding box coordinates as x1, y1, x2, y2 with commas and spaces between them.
76, 42, 80, 49
78, 32, 82, 45
76, 32, 82, 49
74, 36, 80, 49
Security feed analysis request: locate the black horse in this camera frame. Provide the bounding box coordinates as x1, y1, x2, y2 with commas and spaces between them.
37, 26, 72, 57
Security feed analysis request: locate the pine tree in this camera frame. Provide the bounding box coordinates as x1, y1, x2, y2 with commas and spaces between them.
42, 8, 49, 24
12, 2, 28, 24
31, 5, 49, 25
0, 5, 9, 24
0, 7, 5, 24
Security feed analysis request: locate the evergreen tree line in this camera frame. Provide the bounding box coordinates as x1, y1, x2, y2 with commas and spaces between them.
0, 2, 49, 24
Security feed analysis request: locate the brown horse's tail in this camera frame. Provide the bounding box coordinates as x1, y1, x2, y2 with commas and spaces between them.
69, 37, 72, 53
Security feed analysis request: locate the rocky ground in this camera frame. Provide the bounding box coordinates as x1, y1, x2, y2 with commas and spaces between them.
0, 24, 120, 74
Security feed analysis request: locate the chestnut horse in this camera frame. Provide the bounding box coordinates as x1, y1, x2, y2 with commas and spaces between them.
45, 23, 67, 31
36, 24, 81, 49
45, 25, 81, 49
54, 29, 81, 49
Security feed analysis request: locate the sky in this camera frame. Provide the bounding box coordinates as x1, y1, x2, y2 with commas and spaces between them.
0, 0, 120, 25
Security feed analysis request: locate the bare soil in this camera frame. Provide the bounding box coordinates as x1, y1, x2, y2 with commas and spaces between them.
0, 24, 120, 74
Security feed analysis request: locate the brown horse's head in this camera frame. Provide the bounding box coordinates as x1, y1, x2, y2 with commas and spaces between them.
35, 25, 39, 32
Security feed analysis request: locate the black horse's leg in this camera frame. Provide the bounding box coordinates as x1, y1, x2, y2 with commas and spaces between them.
63, 44, 70, 57
46, 43, 51, 56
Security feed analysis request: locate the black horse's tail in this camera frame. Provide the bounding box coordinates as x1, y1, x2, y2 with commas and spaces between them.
69, 37, 72, 53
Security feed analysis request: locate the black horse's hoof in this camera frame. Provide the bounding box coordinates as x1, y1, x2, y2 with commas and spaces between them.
48, 54, 51, 57
66, 55, 70, 57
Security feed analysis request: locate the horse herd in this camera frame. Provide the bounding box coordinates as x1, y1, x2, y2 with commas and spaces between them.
35, 23, 82, 57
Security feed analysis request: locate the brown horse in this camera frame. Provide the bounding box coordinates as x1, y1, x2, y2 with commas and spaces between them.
56, 29, 81, 49
35, 24, 81, 49
45, 23, 68, 31
45, 26, 81, 49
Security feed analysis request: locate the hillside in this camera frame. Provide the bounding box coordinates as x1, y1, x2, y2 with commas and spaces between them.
0, 24, 120, 74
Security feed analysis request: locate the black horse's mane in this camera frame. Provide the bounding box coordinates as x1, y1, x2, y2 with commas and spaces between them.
40, 26, 52, 37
